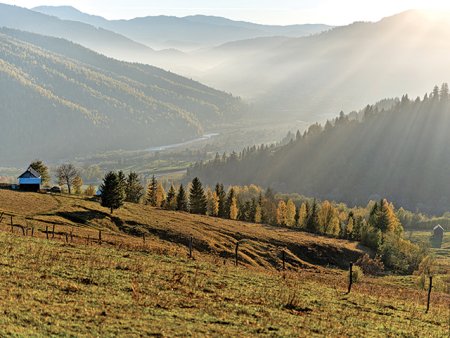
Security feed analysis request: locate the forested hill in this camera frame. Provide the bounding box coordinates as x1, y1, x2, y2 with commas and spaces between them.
189, 85, 450, 215
0, 28, 243, 165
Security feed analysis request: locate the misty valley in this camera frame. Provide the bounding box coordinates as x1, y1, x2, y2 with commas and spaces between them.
0, 2, 449, 337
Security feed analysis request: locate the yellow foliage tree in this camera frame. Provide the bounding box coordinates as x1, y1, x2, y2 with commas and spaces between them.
206, 189, 219, 216
276, 200, 287, 226
156, 182, 166, 207
230, 197, 238, 220
286, 199, 296, 227
297, 203, 308, 228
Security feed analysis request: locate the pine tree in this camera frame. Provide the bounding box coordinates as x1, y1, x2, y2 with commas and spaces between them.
125, 172, 144, 203
225, 188, 236, 219
146, 175, 158, 206
176, 184, 188, 212
189, 177, 207, 214
286, 199, 296, 227
100, 171, 125, 214
164, 185, 177, 210
306, 199, 320, 233
215, 183, 227, 218
29, 160, 50, 185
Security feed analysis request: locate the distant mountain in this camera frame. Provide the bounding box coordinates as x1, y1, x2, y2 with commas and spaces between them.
0, 4, 156, 59
192, 10, 450, 122
0, 28, 244, 165
32, 6, 332, 50
189, 86, 450, 215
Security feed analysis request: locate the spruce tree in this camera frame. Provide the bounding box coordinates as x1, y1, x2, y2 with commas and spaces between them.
125, 172, 144, 203
176, 184, 188, 212
215, 183, 227, 218
146, 175, 158, 206
165, 185, 177, 210
189, 177, 207, 214
100, 171, 125, 214
306, 199, 320, 233
225, 188, 236, 219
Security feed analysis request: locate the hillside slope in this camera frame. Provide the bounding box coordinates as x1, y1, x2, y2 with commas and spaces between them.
0, 190, 448, 336
189, 89, 450, 214
0, 190, 363, 270
0, 28, 243, 165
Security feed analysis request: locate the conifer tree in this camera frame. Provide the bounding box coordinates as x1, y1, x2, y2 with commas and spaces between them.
286, 199, 296, 227
164, 185, 177, 210
189, 177, 207, 214
176, 184, 188, 212
125, 172, 144, 203
229, 196, 238, 220
225, 188, 236, 219
100, 171, 125, 214
146, 175, 158, 206
215, 183, 227, 217
206, 189, 219, 216
156, 182, 166, 207
118, 171, 127, 193
276, 200, 288, 226
306, 199, 320, 233
297, 202, 308, 228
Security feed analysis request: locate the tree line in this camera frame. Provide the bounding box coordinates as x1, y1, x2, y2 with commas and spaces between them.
98, 172, 425, 274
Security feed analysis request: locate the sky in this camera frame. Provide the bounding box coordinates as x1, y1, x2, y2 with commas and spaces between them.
2, 0, 450, 25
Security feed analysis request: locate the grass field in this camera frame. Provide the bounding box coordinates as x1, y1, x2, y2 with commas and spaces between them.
0, 190, 449, 336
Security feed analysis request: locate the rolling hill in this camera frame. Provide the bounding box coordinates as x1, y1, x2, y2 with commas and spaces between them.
189, 87, 450, 215
32, 6, 332, 50
0, 28, 244, 165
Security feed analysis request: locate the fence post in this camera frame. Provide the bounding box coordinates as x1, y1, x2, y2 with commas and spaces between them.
46, 226, 49, 240
65, 233, 69, 243
70, 229, 73, 242
98, 230, 102, 245
235, 241, 239, 266
189, 236, 193, 259
347, 263, 353, 294
143, 234, 146, 245
282, 250, 286, 270
52, 224, 55, 239
31, 227, 34, 237
10, 216, 13, 233
87, 235, 90, 245
21, 226, 25, 236
426, 276, 433, 313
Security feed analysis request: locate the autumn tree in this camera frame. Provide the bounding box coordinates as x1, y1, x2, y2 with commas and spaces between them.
189, 177, 207, 215
297, 202, 308, 228
85, 184, 96, 197
276, 200, 288, 226
285, 199, 296, 227
56, 163, 80, 194
229, 195, 238, 220
30, 160, 50, 185
73, 175, 83, 195
206, 189, 219, 216
156, 182, 166, 207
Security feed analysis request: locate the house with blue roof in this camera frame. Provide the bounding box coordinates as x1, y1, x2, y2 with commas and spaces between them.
18, 166, 41, 192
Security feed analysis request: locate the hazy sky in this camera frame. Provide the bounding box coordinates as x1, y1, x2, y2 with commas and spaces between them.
3, 0, 450, 24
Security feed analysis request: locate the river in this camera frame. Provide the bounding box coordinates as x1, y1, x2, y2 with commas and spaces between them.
146, 133, 219, 152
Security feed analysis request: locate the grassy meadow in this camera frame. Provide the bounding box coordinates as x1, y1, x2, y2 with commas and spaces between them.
0, 190, 449, 336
